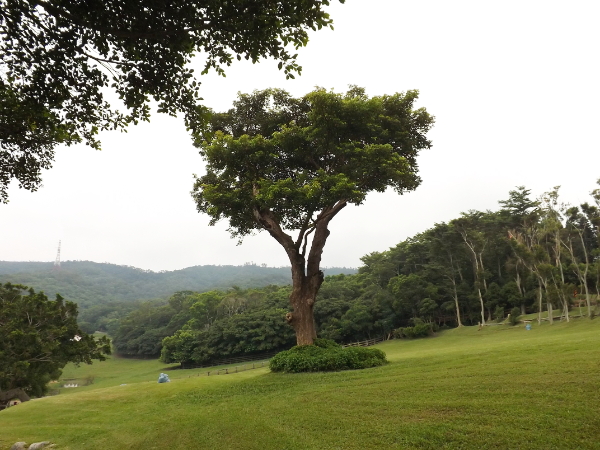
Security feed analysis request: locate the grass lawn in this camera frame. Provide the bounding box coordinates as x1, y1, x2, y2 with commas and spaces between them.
50, 354, 269, 396
2, 318, 600, 449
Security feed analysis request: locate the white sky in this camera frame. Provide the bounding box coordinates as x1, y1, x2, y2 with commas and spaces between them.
1, 0, 599, 271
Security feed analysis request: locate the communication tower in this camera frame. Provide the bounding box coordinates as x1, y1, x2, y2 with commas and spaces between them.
54, 240, 61, 269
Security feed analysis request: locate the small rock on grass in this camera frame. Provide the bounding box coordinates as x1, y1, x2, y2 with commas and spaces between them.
9, 442, 54, 450
9, 443, 27, 450
28, 442, 53, 450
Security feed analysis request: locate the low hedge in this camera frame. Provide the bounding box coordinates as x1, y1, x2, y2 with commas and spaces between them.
269, 339, 388, 373
393, 319, 438, 339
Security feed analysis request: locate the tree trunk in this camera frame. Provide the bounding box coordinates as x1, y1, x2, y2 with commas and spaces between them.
515, 271, 523, 296
566, 234, 592, 317
477, 287, 486, 325
460, 232, 486, 325
451, 278, 463, 327
537, 286, 543, 325
578, 232, 592, 318
283, 253, 324, 346
287, 286, 319, 345
478, 253, 488, 292
583, 280, 592, 318
554, 279, 570, 323
515, 271, 526, 315
254, 200, 346, 346
445, 254, 463, 328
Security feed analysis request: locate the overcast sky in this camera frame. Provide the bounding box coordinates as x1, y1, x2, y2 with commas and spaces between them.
1, 0, 599, 271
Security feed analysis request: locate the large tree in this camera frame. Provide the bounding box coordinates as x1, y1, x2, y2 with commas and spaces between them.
0, 0, 343, 203
0, 283, 111, 398
192, 87, 434, 345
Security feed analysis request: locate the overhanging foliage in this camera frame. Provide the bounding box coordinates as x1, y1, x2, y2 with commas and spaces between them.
0, 283, 110, 397
0, 0, 343, 202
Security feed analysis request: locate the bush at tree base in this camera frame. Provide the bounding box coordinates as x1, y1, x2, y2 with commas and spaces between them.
269, 339, 387, 373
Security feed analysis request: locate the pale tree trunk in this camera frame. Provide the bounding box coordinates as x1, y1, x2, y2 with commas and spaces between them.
460, 230, 487, 325
582, 276, 591, 317
444, 273, 463, 327
537, 285, 543, 325
550, 276, 569, 322
477, 287, 486, 325
553, 231, 569, 321
515, 271, 523, 295
595, 261, 600, 303
478, 253, 488, 292
534, 274, 548, 325
564, 235, 592, 317
515, 269, 527, 315
451, 278, 463, 327
596, 271, 600, 306
512, 237, 546, 326
577, 227, 592, 317
532, 269, 551, 324
445, 253, 462, 327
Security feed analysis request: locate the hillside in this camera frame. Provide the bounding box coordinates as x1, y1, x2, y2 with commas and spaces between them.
0, 261, 356, 308
1, 319, 599, 449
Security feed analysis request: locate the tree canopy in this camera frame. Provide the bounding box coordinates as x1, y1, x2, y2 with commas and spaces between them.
0, 0, 343, 202
0, 283, 110, 397
192, 87, 434, 344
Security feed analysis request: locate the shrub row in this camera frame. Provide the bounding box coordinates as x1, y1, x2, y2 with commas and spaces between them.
393, 320, 438, 339
269, 339, 387, 373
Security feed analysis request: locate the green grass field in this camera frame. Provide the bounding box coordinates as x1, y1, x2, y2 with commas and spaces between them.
2, 318, 600, 449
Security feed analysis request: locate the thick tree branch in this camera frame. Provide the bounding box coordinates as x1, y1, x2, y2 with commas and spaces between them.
306, 200, 347, 278
82, 51, 137, 68
301, 225, 316, 258
252, 206, 297, 262
294, 209, 315, 249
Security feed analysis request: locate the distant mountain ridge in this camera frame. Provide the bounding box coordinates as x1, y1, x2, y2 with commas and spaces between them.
0, 261, 356, 308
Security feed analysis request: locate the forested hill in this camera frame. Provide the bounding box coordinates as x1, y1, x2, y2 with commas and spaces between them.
0, 261, 356, 308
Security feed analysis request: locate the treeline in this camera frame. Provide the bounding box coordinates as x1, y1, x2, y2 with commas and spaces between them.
353, 183, 600, 329
0, 261, 356, 309
108, 181, 600, 363
113, 286, 296, 360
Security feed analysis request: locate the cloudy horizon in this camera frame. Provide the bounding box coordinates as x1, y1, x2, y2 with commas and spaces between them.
2, 0, 599, 272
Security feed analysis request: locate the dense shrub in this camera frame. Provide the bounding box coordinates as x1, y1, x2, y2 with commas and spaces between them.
509, 307, 521, 326
494, 305, 505, 322
313, 338, 341, 349
393, 319, 437, 339
269, 341, 387, 373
